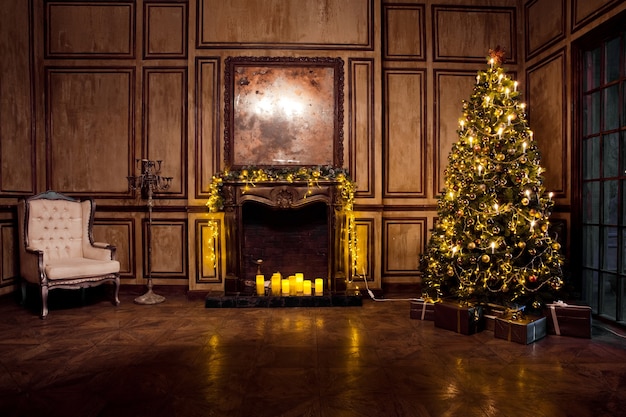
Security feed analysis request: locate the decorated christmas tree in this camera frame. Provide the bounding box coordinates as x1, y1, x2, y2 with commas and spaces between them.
420, 48, 565, 309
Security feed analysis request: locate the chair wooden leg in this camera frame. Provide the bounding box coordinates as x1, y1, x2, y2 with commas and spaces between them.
40, 285, 49, 319
113, 277, 121, 306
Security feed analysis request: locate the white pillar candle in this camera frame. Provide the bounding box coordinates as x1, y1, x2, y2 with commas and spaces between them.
303, 280, 312, 296
315, 278, 324, 296
271, 274, 281, 296
288, 275, 297, 296
256, 275, 265, 296
295, 273, 304, 295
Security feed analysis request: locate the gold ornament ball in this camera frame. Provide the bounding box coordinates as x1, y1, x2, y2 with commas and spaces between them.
481, 254, 490, 263
468, 242, 476, 250
518, 241, 526, 249
447, 268, 455, 277
496, 153, 505, 161
532, 301, 541, 309
521, 197, 529, 206
552, 242, 561, 250
541, 223, 548, 232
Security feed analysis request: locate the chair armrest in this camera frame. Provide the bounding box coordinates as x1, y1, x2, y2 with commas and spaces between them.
21, 248, 44, 284
83, 243, 117, 261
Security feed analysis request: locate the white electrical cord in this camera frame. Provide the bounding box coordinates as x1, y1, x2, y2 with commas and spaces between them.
596, 325, 626, 339
358, 271, 422, 302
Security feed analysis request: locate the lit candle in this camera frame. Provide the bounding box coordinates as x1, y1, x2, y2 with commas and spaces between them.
476, 74, 480, 84
507, 114, 513, 125
522, 142, 527, 153
549, 192, 553, 201
303, 280, 312, 296
530, 220, 535, 232
459, 120, 465, 130
494, 203, 499, 213
478, 165, 483, 176
469, 136, 474, 146
497, 126, 504, 139
295, 273, 304, 295
505, 87, 510, 98
289, 275, 297, 296
256, 275, 265, 296
498, 74, 503, 83
281, 279, 290, 296
490, 58, 494, 68
514, 81, 518, 92
271, 273, 281, 296
491, 242, 495, 254
315, 278, 324, 296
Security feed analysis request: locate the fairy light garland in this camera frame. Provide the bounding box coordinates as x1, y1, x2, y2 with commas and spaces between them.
206, 166, 358, 274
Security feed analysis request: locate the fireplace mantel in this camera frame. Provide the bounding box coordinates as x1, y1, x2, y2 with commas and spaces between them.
220, 180, 349, 295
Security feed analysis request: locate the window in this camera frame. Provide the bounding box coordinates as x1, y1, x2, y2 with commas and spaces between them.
577, 22, 626, 323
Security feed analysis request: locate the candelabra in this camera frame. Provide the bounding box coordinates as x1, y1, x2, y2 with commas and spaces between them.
127, 159, 173, 305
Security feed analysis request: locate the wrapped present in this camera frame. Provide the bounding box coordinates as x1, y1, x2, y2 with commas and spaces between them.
410, 299, 435, 321
434, 301, 484, 335
494, 314, 546, 344
544, 301, 592, 338
483, 303, 508, 331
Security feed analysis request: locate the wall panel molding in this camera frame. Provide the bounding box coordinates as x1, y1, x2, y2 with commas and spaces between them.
525, 0, 565, 59
0, 222, 18, 287
143, 219, 188, 279
432, 5, 517, 63
46, 67, 135, 196
384, 69, 426, 198
93, 218, 135, 278
383, 4, 425, 61
1, 0, 35, 195
143, 67, 188, 198
143, 1, 188, 59
349, 58, 376, 198
527, 48, 567, 197
572, 0, 622, 32
433, 70, 480, 196
382, 217, 426, 276
195, 57, 221, 200
195, 218, 222, 284
196, 0, 373, 50
45, 1, 135, 58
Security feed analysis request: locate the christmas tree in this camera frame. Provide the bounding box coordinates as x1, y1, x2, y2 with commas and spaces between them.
420, 47, 565, 309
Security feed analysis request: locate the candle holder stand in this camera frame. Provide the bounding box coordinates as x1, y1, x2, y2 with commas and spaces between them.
127, 159, 173, 305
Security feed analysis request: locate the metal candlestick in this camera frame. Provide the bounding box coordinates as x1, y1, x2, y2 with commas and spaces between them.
127, 159, 173, 305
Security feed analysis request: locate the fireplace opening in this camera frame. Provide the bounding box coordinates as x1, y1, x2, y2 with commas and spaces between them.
241, 201, 329, 283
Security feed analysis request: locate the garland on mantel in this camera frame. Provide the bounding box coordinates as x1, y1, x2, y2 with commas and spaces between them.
205, 166, 358, 274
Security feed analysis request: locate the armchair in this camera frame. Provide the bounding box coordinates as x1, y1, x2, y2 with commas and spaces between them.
18, 191, 121, 318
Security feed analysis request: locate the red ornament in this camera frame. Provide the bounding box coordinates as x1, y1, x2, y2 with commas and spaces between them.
528, 275, 537, 283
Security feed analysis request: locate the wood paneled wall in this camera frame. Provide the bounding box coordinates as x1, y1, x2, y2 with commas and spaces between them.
1, 0, 625, 296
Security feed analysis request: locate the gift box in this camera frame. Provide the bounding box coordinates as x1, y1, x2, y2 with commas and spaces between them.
483, 304, 508, 331
494, 314, 546, 344
434, 301, 484, 335
544, 302, 592, 338
410, 299, 435, 321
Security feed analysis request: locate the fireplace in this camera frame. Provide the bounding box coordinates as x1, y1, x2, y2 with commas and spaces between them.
221, 180, 349, 295
242, 202, 329, 282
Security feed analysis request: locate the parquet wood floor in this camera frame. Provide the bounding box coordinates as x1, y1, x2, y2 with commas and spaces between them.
0, 286, 625, 417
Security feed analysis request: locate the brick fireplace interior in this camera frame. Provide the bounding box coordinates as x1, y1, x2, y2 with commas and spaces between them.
241, 201, 330, 284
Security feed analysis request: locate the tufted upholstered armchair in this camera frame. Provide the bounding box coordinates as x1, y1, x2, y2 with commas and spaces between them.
17, 191, 120, 318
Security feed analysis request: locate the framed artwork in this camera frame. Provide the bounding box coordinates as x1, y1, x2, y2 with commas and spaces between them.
224, 56, 344, 168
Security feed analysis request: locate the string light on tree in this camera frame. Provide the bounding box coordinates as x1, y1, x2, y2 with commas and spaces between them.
419, 46, 565, 308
